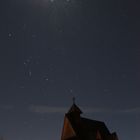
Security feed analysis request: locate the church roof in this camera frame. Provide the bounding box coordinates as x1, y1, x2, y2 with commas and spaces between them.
80, 118, 110, 139
67, 103, 83, 114
66, 114, 110, 140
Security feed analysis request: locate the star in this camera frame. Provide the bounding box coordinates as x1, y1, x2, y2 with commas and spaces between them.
50, 0, 54, 2
24, 62, 27, 66
8, 33, 12, 37
29, 71, 32, 77
22, 23, 27, 30
45, 78, 49, 81
26, 59, 31, 63
70, 89, 73, 93
32, 34, 37, 38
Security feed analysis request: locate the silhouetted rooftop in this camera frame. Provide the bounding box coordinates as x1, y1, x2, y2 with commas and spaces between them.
67, 103, 83, 114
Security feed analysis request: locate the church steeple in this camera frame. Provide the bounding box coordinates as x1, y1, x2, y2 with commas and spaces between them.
67, 97, 82, 115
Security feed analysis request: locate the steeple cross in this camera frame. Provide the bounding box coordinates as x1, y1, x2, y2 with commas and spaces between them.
72, 97, 76, 104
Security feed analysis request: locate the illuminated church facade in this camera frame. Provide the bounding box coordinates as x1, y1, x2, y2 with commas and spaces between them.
61, 103, 119, 140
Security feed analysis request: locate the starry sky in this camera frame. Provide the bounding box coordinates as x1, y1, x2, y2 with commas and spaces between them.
0, 0, 140, 140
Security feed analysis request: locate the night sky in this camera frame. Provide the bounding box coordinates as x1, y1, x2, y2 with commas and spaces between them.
0, 0, 140, 140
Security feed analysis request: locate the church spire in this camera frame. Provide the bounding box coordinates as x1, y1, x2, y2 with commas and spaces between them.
67, 98, 82, 114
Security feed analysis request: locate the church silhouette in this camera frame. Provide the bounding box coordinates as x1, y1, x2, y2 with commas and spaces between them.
61, 103, 119, 140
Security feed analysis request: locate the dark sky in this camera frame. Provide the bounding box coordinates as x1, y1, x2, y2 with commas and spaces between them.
0, 0, 140, 140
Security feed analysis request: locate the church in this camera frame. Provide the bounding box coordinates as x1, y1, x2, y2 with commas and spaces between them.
61, 102, 119, 140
